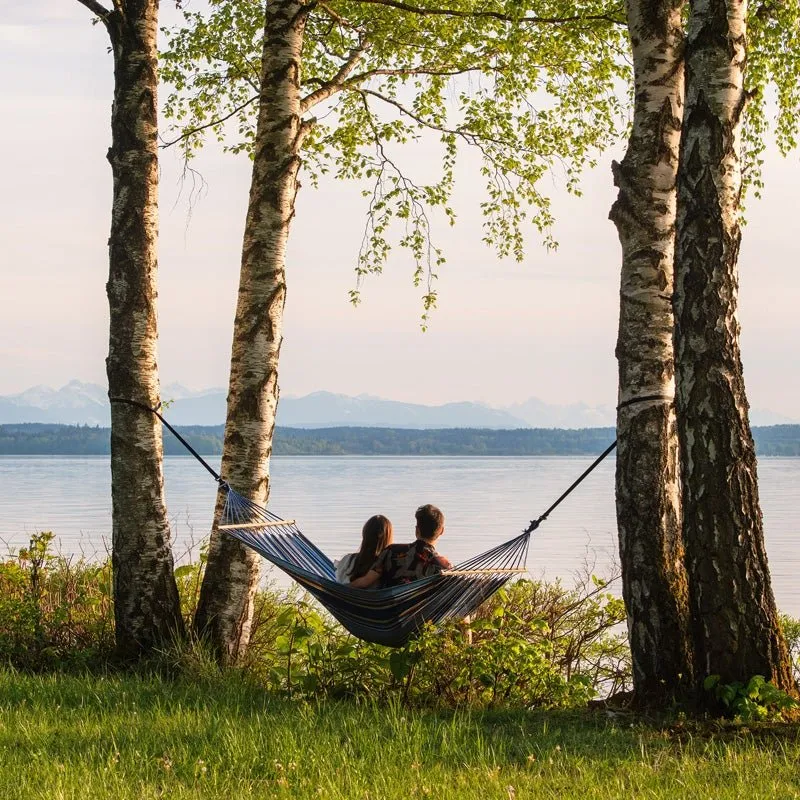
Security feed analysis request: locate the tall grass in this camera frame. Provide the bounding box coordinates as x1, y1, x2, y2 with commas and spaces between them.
2, 535, 799, 798
1, 670, 799, 800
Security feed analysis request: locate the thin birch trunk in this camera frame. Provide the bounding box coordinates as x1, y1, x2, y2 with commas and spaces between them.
193, 0, 309, 663
98, 0, 184, 657
609, 0, 693, 705
674, 0, 794, 691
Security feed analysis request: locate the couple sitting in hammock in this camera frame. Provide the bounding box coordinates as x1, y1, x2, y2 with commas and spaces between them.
335, 504, 452, 589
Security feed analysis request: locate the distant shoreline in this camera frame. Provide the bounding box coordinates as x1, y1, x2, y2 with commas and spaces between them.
2, 423, 799, 457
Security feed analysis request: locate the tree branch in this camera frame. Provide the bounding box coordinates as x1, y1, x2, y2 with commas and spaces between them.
76, 0, 112, 20
301, 41, 372, 113
355, 92, 440, 309
356, 87, 458, 135
159, 95, 259, 148
347, 63, 490, 83
353, 0, 625, 26
354, 87, 505, 153
353, 87, 541, 198
318, 1, 366, 32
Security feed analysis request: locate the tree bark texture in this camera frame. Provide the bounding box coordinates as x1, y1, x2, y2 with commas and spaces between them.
103, 0, 184, 658
193, 0, 308, 664
609, 0, 693, 705
674, 0, 794, 691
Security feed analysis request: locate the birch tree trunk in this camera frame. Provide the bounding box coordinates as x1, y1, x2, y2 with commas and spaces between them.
99, 0, 184, 657
609, 0, 693, 705
674, 0, 794, 691
193, 0, 308, 663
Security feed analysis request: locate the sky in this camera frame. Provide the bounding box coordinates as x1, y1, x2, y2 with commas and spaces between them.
1, 3, 799, 418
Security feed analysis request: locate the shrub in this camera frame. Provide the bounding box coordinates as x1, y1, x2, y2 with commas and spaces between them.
780, 614, 800, 686
237, 574, 630, 709
703, 674, 799, 721
0, 533, 114, 669
0, 533, 629, 708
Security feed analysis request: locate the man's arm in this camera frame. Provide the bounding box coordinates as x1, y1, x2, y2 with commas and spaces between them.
349, 569, 381, 589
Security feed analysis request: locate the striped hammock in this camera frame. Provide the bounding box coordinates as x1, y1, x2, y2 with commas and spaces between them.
220, 487, 530, 647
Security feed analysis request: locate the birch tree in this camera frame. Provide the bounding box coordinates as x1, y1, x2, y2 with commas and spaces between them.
609, 0, 693, 705
610, 0, 800, 704
162, 0, 629, 662
76, 0, 183, 658
673, 0, 795, 692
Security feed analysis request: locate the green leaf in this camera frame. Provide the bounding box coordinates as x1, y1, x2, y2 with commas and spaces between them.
703, 674, 721, 691
174, 565, 195, 579
389, 650, 413, 681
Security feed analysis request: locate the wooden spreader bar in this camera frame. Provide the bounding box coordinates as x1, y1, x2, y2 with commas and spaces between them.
219, 520, 296, 531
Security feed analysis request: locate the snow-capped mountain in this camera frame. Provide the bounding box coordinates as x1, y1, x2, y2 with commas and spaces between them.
0, 382, 794, 429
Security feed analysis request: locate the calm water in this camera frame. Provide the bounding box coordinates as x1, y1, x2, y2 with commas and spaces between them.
2, 455, 798, 615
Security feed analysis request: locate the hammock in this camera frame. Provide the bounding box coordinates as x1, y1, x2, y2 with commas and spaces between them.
219, 486, 531, 647
110, 398, 617, 647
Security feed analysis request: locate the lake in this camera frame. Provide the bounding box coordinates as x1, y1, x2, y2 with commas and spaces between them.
2, 455, 798, 616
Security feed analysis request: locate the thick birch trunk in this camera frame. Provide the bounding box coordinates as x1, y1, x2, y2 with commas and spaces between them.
193, 0, 307, 663
609, 0, 693, 705
674, 0, 794, 691
104, 0, 184, 658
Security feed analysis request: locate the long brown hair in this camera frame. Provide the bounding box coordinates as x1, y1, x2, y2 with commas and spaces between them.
349, 514, 393, 580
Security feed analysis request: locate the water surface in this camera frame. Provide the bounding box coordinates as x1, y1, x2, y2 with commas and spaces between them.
2, 455, 797, 615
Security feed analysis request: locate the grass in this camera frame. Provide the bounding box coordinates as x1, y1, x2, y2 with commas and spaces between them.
1, 671, 799, 799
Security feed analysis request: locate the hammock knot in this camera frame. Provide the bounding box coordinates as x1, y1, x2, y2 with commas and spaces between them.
525, 518, 542, 535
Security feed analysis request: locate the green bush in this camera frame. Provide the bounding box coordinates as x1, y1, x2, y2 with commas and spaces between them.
780, 614, 800, 685
703, 673, 799, 721
0, 533, 629, 708
232, 573, 630, 709
5, 533, 799, 717
0, 533, 114, 669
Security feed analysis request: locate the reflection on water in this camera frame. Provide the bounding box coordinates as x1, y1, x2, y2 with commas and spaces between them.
2, 455, 798, 616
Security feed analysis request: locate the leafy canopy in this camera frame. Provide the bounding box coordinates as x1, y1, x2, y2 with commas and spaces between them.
745, 0, 800, 198
161, 0, 630, 318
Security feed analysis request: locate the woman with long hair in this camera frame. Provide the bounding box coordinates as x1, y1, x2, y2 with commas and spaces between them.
335, 514, 393, 584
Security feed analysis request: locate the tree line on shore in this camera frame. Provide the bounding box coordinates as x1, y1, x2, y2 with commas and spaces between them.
67, 0, 800, 711
4, 423, 800, 457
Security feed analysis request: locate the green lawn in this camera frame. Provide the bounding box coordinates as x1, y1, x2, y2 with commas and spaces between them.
1, 671, 799, 800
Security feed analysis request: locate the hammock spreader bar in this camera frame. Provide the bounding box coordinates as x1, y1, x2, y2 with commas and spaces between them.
110, 398, 616, 647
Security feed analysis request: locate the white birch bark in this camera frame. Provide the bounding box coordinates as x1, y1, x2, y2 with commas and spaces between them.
609, 0, 693, 705
674, 0, 794, 692
193, 0, 309, 663
86, 0, 184, 657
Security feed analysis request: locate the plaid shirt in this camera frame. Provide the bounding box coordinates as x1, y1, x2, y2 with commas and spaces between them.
371, 540, 452, 588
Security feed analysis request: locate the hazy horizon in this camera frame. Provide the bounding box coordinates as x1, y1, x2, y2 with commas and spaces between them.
2, 379, 797, 428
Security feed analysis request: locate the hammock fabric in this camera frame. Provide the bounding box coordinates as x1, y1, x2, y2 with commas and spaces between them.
220, 487, 530, 647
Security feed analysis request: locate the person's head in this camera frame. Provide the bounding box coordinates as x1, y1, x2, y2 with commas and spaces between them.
350, 514, 393, 580
415, 504, 445, 543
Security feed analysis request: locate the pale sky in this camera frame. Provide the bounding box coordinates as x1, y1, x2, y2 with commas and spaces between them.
1, 3, 799, 418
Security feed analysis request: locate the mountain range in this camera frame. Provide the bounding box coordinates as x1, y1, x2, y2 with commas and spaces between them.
0, 380, 795, 429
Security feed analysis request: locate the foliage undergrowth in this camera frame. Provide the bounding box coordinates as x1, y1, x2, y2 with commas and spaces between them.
703, 673, 799, 722
2, 533, 630, 709
0, 533, 114, 670
4, 533, 799, 717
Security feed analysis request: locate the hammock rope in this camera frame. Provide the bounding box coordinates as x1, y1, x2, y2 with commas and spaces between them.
110, 398, 616, 647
